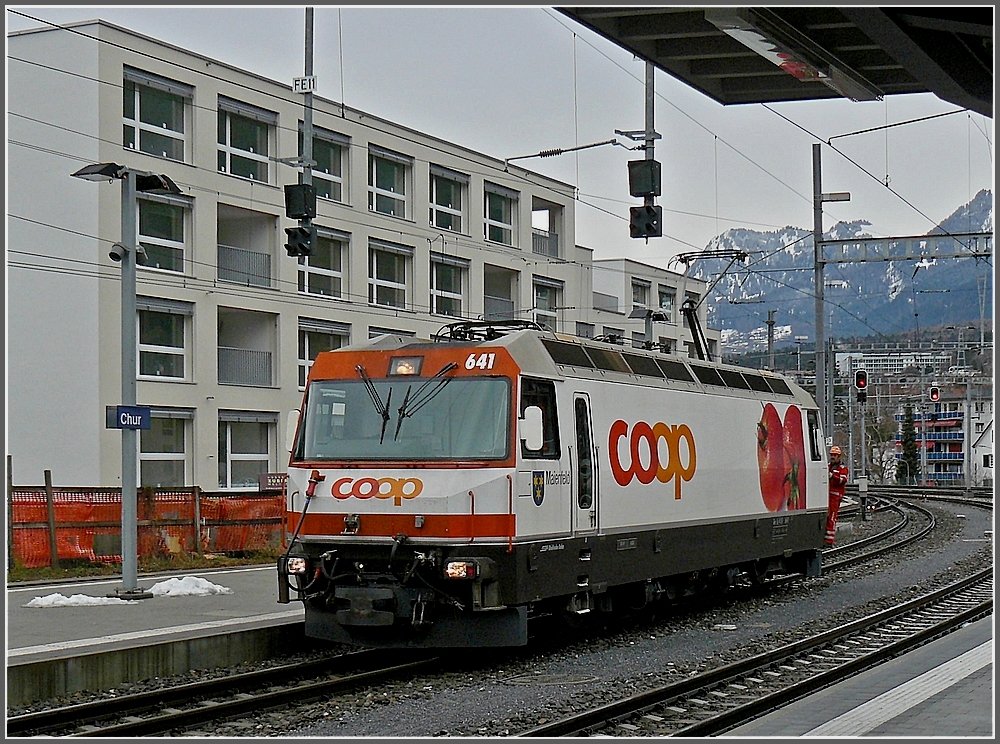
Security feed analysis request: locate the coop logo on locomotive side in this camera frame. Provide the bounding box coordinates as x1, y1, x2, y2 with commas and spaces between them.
608, 420, 697, 500
331, 477, 423, 506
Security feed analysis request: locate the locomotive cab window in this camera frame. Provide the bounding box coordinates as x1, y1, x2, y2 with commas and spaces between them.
520, 378, 560, 459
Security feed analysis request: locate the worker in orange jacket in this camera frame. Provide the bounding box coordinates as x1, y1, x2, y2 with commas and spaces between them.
826, 445, 849, 546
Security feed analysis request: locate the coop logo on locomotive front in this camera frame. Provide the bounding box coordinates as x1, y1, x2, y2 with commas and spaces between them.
332, 477, 423, 506
608, 420, 697, 500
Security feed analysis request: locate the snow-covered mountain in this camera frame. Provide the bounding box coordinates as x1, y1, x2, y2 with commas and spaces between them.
689, 189, 993, 352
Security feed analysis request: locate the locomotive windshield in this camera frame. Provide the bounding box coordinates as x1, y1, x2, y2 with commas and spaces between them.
297, 378, 511, 461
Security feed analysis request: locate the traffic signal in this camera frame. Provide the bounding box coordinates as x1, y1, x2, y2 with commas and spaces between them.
284, 224, 315, 257
928, 386, 941, 402
629, 205, 662, 238
854, 369, 868, 403
627, 159, 661, 197
284, 183, 316, 220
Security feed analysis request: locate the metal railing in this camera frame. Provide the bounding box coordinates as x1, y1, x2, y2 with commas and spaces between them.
218, 347, 272, 387
218, 243, 272, 288
483, 295, 515, 320
531, 229, 559, 257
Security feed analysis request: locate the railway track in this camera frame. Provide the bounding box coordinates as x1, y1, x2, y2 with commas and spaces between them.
515, 490, 993, 737
7, 648, 439, 737
517, 568, 993, 737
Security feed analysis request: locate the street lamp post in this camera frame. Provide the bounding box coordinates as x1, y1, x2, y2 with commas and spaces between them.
71, 162, 180, 600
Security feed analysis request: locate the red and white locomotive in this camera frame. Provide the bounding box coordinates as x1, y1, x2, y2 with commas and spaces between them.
278, 321, 828, 647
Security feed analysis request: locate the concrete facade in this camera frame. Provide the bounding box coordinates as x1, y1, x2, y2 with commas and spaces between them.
7, 20, 716, 491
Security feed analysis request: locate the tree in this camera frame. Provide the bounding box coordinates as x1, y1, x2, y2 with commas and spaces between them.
865, 405, 901, 484
897, 405, 920, 485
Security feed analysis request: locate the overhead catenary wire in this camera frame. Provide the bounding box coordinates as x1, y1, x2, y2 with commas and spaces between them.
7, 7, 989, 344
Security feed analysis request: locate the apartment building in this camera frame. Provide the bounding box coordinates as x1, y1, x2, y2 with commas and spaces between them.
8, 20, 715, 491
894, 382, 994, 486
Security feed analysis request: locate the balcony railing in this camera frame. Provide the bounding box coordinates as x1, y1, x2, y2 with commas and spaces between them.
483, 295, 515, 321
925, 452, 964, 461
218, 347, 273, 387
895, 431, 964, 442
218, 244, 272, 288
531, 229, 559, 257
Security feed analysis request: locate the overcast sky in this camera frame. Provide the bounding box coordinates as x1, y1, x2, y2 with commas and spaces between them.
6, 5, 994, 268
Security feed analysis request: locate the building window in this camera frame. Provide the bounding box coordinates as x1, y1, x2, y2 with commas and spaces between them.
298, 230, 347, 298
484, 183, 518, 246
138, 194, 189, 273
369, 241, 412, 309
218, 413, 275, 489
217, 96, 276, 182
299, 321, 349, 388
139, 412, 190, 487
576, 322, 595, 339
123, 67, 191, 161
533, 279, 562, 331
430, 253, 468, 317
300, 126, 348, 202
632, 280, 649, 309
137, 297, 192, 380
657, 287, 675, 322
368, 146, 410, 218
430, 165, 468, 233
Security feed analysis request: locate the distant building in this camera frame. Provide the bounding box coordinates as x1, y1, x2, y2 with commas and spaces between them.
894, 381, 994, 486
7, 20, 715, 490
836, 349, 952, 378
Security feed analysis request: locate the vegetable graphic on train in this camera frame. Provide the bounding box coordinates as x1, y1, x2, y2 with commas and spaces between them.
278, 321, 828, 648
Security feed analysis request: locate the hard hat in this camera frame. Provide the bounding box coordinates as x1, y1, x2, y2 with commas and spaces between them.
830, 445, 842, 455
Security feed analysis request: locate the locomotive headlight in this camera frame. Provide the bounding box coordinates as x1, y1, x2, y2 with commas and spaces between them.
444, 560, 478, 579
286, 556, 308, 575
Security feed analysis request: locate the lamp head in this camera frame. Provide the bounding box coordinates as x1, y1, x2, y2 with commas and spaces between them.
71, 162, 125, 182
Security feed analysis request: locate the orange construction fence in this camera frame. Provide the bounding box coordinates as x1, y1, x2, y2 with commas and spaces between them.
9, 484, 286, 569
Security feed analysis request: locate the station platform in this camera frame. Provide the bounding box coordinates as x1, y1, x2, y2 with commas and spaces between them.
7, 566, 305, 706
728, 614, 994, 738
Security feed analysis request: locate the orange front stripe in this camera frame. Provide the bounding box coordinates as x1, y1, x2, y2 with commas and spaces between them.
287, 511, 516, 539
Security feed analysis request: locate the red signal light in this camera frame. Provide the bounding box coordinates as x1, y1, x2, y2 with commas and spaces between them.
928, 386, 940, 402
854, 370, 868, 390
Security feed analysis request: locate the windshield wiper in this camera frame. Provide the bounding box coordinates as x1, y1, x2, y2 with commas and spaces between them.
394, 362, 458, 440
356, 364, 393, 444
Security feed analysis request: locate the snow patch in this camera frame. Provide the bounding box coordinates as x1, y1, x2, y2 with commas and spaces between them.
24, 576, 233, 607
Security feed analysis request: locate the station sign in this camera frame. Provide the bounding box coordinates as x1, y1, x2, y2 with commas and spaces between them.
106, 405, 152, 430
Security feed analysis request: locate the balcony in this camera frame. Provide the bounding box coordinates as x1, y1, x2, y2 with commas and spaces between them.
218, 347, 272, 387
532, 229, 559, 257
218, 244, 272, 288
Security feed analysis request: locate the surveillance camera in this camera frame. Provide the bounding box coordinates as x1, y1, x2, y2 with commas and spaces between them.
109, 242, 127, 262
